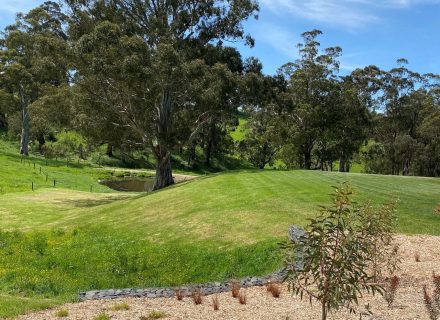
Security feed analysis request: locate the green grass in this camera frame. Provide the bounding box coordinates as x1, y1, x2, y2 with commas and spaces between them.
0, 140, 439, 318
93, 313, 110, 320
0, 139, 117, 194
230, 116, 248, 142
143, 310, 167, 319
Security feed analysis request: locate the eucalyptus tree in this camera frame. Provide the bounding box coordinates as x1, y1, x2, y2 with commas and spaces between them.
186, 45, 243, 167
0, 1, 69, 155
279, 30, 342, 169
66, 0, 258, 189
239, 57, 287, 169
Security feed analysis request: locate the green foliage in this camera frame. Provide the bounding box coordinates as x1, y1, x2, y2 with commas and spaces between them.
111, 302, 130, 311
93, 313, 110, 320
141, 310, 167, 320
358, 200, 400, 280
43, 131, 88, 160
282, 183, 396, 319
56, 309, 69, 317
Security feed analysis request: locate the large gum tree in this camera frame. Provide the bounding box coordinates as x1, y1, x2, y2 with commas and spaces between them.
66, 0, 258, 190
0, 2, 69, 155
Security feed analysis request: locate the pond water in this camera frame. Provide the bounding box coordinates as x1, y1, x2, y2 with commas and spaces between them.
100, 178, 155, 192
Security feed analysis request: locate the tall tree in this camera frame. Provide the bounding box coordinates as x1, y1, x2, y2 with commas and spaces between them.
279, 30, 342, 169
0, 1, 69, 155
66, 0, 258, 189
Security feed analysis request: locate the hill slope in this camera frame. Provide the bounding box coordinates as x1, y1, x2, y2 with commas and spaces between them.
1, 154, 440, 317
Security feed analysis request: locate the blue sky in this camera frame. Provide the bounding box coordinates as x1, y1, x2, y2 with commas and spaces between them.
1, 0, 439, 75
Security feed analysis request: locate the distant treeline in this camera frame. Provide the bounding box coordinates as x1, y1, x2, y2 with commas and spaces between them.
0, 1, 439, 189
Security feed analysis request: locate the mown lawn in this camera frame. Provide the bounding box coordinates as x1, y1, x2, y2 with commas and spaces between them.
0, 141, 439, 318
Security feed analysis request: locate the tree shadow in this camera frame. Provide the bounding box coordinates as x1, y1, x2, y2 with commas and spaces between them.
60, 195, 133, 208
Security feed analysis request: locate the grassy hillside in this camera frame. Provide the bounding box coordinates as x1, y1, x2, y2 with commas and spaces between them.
0, 138, 439, 317
0, 139, 116, 194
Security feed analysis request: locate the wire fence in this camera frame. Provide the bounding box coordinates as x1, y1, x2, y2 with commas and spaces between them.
18, 155, 95, 193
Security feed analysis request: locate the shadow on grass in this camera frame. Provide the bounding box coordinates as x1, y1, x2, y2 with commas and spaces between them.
60, 195, 134, 208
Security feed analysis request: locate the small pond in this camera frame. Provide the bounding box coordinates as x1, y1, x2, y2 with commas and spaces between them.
100, 177, 155, 192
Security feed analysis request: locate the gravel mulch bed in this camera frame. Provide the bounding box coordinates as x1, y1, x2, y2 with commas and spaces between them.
18, 234, 440, 320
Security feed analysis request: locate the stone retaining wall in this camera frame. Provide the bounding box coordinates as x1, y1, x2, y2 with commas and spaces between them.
79, 269, 287, 301
79, 226, 305, 301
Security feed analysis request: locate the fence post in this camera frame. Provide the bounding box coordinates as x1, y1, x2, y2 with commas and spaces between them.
32, 182, 34, 191
45, 174, 48, 182
39, 166, 42, 174
53, 179, 56, 188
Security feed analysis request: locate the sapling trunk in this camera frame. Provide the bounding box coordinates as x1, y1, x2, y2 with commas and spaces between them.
322, 302, 327, 320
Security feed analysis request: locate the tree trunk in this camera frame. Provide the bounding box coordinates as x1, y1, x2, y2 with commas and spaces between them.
403, 158, 410, 176
0, 113, 6, 130
321, 302, 327, 320
187, 143, 196, 167
106, 144, 113, 157
204, 123, 217, 167
152, 145, 174, 190
304, 150, 312, 170
152, 90, 174, 190
19, 85, 30, 156
37, 133, 45, 153
339, 157, 345, 172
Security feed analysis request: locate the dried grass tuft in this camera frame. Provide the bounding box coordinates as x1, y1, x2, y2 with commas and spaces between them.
175, 289, 184, 301
231, 280, 241, 298
212, 295, 220, 311
266, 282, 281, 298
192, 288, 203, 305
415, 252, 421, 262
238, 291, 247, 305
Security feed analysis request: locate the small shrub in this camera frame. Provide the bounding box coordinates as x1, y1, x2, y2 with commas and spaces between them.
415, 252, 421, 262
238, 291, 247, 304
231, 280, 241, 298
111, 302, 130, 311
93, 313, 110, 320
384, 276, 400, 307
192, 288, 203, 305
56, 309, 69, 317
212, 295, 220, 311
140, 310, 167, 319
175, 289, 183, 301
424, 286, 439, 320
266, 282, 281, 298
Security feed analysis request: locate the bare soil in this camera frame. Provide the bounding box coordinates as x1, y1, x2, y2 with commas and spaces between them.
18, 234, 440, 320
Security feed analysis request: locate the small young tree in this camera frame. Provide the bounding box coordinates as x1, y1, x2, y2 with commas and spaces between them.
282, 183, 388, 320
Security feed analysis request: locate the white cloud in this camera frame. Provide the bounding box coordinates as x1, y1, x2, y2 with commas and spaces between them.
252, 22, 300, 58
260, 0, 440, 29
0, 0, 43, 13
